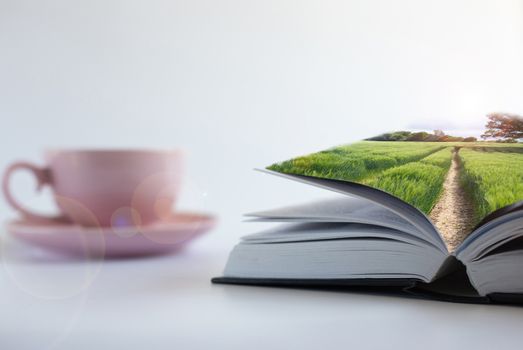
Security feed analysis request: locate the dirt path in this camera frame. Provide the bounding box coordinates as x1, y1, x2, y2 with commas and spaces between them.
429, 148, 476, 252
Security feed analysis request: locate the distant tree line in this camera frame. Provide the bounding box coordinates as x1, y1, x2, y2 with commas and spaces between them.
366, 130, 478, 142
367, 113, 523, 143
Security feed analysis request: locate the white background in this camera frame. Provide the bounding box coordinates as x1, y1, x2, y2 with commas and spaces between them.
1, 1, 523, 349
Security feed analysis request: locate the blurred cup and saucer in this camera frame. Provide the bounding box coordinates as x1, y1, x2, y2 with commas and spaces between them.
2, 149, 215, 258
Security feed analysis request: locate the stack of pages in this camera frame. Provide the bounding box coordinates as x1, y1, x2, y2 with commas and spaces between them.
214, 131, 523, 305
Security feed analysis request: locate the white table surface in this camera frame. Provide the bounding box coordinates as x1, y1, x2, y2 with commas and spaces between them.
1, 213, 523, 350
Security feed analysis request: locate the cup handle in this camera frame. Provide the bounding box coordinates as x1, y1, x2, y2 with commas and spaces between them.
2, 161, 66, 222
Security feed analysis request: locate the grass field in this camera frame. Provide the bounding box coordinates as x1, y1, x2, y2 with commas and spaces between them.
364, 147, 453, 213
268, 142, 445, 182
268, 141, 523, 220
460, 148, 523, 221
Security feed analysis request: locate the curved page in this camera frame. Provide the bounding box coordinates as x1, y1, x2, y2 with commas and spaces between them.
259, 169, 447, 252
246, 197, 427, 243
266, 133, 523, 251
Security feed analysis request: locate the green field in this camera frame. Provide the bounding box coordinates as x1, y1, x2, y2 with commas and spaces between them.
268, 141, 523, 220
460, 148, 523, 221
268, 142, 445, 182
364, 147, 453, 213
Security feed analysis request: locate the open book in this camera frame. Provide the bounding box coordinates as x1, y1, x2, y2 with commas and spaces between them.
213, 133, 523, 305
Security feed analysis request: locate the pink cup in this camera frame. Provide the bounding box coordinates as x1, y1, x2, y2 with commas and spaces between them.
2, 150, 183, 227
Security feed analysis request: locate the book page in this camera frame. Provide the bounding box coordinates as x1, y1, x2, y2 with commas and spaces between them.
247, 197, 423, 238
259, 169, 447, 252
242, 222, 431, 247
225, 223, 447, 282
455, 211, 523, 296
266, 121, 523, 252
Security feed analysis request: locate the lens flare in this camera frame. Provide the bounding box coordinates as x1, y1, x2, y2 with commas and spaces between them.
1, 196, 105, 299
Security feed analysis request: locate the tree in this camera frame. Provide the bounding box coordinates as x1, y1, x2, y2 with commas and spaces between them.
482, 113, 523, 141
424, 133, 440, 142
388, 131, 412, 141
365, 131, 412, 141
434, 130, 445, 137
439, 135, 464, 142
366, 129, 479, 142
407, 131, 430, 141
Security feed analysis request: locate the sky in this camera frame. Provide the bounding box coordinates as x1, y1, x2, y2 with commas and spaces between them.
408, 118, 488, 138
1, 0, 523, 222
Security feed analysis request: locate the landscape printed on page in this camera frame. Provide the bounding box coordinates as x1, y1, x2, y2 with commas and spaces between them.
268, 114, 523, 251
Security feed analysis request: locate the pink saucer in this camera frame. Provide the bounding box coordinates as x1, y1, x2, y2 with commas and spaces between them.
5, 213, 216, 258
